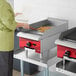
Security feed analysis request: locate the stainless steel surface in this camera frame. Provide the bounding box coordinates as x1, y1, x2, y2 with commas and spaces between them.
45, 68, 49, 76
17, 18, 68, 60
16, 18, 68, 76
20, 60, 24, 76
14, 47, 57, 76
30, 17, 68, 40
14, 47, 57, 67
56, 56, 76, 76
55, 39, 76, 49
14, 47, 68, 76
17, 17, 68, 40
63, 57, 65, 70
56, 61, 76, 76
35, 70, 67, 76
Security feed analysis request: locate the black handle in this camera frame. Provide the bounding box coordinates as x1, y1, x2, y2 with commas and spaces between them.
64, 51, 70, 57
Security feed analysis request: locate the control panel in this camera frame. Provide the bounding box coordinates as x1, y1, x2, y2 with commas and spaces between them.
57, 45, 76, 58
19, 37, 41, 53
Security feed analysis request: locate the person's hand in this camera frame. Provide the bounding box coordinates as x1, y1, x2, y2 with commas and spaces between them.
15, 13, 23, 16
16, 23, 30, 29
22, 23, 30, 29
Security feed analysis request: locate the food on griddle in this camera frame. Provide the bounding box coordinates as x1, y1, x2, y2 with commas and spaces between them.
37, 26, 51, 32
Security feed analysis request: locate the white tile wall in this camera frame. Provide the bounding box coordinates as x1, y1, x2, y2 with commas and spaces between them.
14, 0, 76, 28
48, 0, 76, 28
14, 0, 48, 23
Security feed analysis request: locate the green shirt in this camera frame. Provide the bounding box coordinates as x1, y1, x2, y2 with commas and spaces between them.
0, 0, 17, 51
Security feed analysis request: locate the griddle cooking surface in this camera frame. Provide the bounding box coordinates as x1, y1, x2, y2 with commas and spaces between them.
65, 31, 76, 41
64, 28, 76, 41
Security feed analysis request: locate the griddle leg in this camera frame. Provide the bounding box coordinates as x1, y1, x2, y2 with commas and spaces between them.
20, 60, 24, 76
63, 57, 65, 70
40, 53, 42, 59
26, 49, 28, 58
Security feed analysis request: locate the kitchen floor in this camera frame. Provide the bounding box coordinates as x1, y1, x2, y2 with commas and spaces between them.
13, 70, 32, 76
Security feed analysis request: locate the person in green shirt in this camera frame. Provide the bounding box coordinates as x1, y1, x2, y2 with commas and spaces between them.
0, 0, 29, 76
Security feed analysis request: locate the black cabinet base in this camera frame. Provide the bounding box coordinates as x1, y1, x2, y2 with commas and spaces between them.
13, 58, 38, 75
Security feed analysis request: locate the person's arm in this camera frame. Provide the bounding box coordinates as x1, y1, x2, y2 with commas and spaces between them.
1, 3, 17, 31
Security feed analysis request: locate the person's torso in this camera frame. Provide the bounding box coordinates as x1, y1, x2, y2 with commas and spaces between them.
0, 31, 14, 51
0, 0, 15, 51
